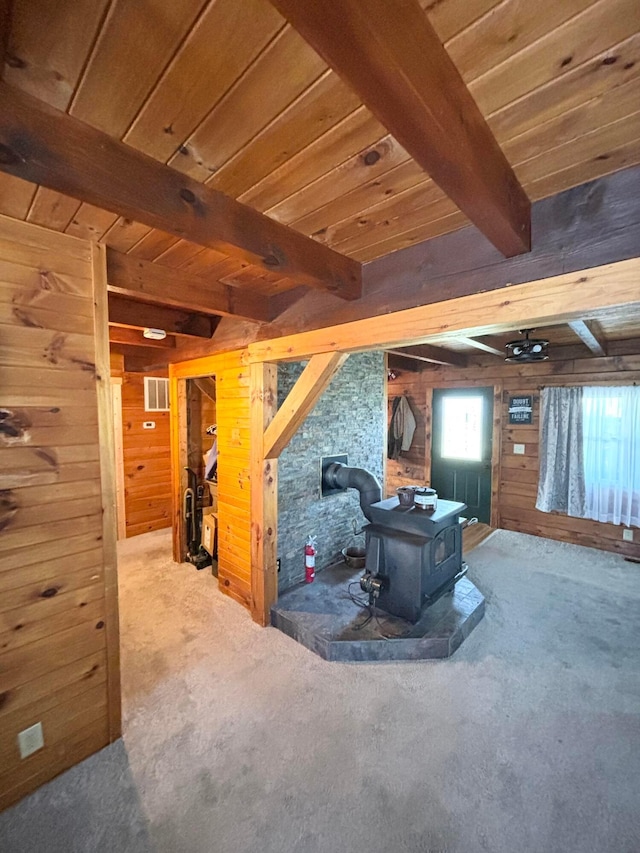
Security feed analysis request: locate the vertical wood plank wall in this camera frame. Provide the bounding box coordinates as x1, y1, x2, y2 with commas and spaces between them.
216, 358, 252, 608
0, 215, 120, 810
121, 370, 171, 537
386, 353, 640, 558
171, 352, 253, 610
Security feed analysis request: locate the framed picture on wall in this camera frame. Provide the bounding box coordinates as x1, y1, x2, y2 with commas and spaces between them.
508, 395, 533, 424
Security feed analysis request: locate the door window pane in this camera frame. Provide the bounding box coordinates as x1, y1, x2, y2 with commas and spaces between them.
441, 396, 483, 461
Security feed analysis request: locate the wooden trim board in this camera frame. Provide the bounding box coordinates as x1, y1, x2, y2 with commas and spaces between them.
91, 242, 121, 742
247, 259, 640, 362
110, 378, 126, 540
250, 363, 278, 625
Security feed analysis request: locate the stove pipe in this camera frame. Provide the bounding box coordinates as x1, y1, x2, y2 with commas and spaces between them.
323, 462, 381, 521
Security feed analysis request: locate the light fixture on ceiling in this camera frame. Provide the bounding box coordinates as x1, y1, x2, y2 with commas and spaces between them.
505, 329, 549, 363
143, 328, 167, 340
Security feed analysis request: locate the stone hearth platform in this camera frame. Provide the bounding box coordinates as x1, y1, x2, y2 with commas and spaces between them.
271, 563, 485, 662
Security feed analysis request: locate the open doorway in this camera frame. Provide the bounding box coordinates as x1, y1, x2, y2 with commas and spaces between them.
176, 376, 218, 575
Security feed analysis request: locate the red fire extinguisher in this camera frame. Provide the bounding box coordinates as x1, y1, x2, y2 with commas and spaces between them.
305, 535, 317, 583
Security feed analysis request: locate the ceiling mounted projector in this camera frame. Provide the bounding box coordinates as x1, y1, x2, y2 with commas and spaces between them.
143, 328, 167, 340
505, 329, 549, 363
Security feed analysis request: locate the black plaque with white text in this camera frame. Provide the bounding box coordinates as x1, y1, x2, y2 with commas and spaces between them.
508, 395, 533, 425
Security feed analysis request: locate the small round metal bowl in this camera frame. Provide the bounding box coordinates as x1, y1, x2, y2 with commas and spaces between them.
396, 486, 416, 507
341, 546, 366, 569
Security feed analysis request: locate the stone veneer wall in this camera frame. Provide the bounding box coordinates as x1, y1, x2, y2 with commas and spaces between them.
277, 351, 385, 592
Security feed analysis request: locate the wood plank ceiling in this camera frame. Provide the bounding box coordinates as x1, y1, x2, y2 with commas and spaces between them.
388, 309, 640, 370
1, 0, 639, 305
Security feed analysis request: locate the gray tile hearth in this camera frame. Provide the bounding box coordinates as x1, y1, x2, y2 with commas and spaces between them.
271, 562, 484, 661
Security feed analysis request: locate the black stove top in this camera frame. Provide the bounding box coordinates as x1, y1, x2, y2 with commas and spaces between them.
367, 497, 466, 538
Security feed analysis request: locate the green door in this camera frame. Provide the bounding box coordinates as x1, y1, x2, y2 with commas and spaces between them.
430, 387, 493, 524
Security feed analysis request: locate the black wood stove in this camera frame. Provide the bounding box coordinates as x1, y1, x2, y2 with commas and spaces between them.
323, 462, 466, 623
363, 496, 466, 622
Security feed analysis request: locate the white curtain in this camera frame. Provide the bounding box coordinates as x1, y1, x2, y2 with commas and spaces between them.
583, 386, 640, 527
536, 387, 586, 517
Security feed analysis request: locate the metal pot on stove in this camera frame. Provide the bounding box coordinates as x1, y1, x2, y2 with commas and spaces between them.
396, 486, 416, 507
414, 487, 437, 511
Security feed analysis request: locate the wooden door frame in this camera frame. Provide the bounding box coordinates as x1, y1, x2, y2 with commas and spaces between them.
91, 243, 122, 742
170, 372, 218, 564
427, 381, 502, 528
170, 375, 184, 563
170, 375, 196, 564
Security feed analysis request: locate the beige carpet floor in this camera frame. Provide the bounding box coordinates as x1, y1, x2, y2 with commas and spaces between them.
1, 528, 639, 853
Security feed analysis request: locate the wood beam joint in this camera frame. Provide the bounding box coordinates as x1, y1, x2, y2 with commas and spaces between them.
268, 0, 530, 257
108, 294, 218, 339
106, 249, 270, 323
456, 336, 505, 357
0, 81, 362, 299
568, 320, 608, 356
263, 352, 349, 459
386, 343, 467, 367
387, 353, 423, 373
247, 260, 640, 362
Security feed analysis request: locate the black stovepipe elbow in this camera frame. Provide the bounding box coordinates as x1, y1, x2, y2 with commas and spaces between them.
323, 462, 382, 521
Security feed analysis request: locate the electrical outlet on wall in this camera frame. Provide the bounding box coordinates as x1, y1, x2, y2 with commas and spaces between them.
18, 722, 44, 758
623, 529, 634, 542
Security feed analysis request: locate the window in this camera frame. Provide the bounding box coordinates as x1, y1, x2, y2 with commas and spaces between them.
536, 385, 639, 527
440, 395, 483, 461
582, 386, 640, 527
144, 377, 169, 412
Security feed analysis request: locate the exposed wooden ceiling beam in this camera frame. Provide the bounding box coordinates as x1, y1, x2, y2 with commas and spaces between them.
247, 259, 640, 362
268, 0, 530, 258
109, 344, 172, 372
109, 327, 176, 349
106, 249, 271, 323
350, 169, 640, 330
456, 336, 505, 357
0, 81, 362, 300
568, 320, 608, 356
387, 354, 422, 374
386, 344, 467, 367
108, 294, 218, 339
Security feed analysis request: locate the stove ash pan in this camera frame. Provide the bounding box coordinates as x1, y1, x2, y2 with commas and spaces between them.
365, 497, 467, 623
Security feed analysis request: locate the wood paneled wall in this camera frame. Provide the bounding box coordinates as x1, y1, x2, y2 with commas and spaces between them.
171, 352, 251, 610
387, 352, 640, 559
216, 361, 251, 608
121, 371, 171, 538
0, 215, 119, 810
